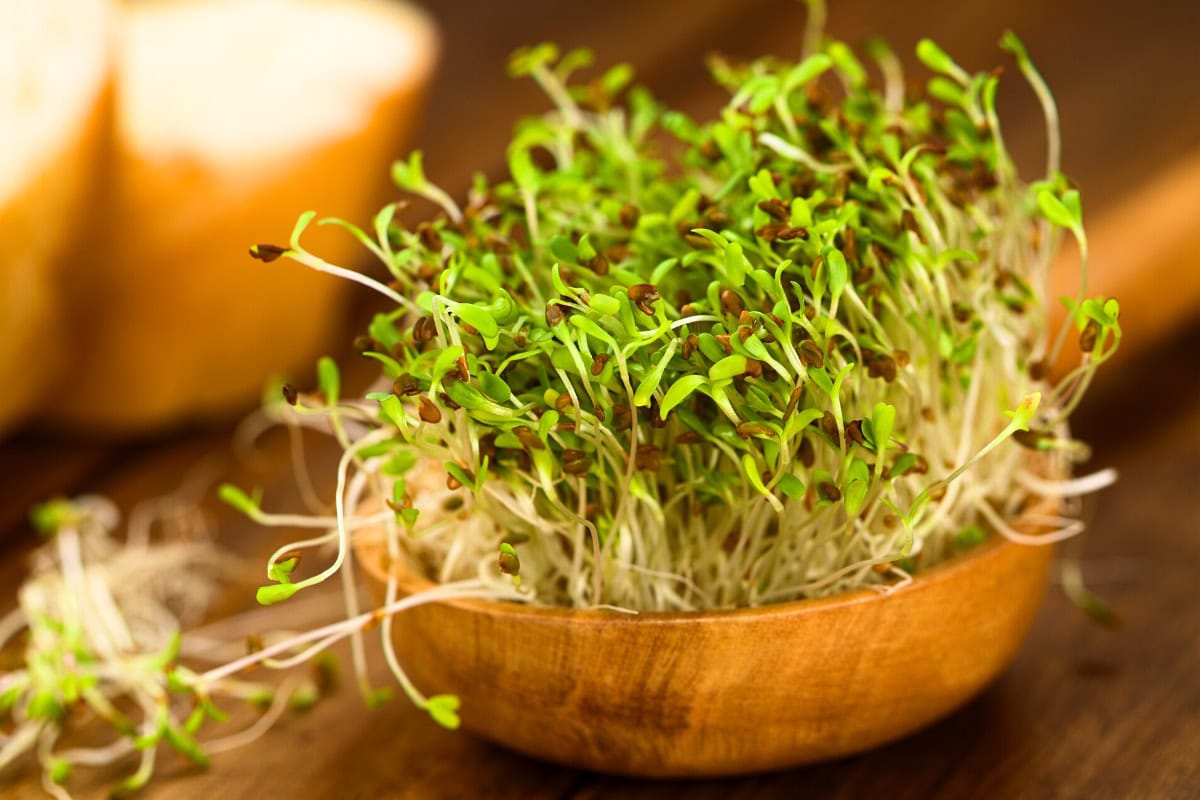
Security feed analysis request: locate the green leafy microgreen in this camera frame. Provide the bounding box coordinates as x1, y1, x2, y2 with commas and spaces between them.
268, 556, 300, 584
217, 484, 261, 516
955, 524, 987, 550
290, 683, 321, 711
4, 21, 1123, 798
424, 694, 462, 729
29, 498, 80, 536
709, 355, 748, 382
255, 583, 300, 606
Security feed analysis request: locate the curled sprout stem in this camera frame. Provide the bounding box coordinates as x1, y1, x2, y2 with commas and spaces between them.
5, 19, 1121, 797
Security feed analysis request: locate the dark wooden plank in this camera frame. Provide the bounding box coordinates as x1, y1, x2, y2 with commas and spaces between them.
2, 0, 1199, 797
0, 424, 585, 800
1, 633, 580, 800
0, 439, 110, 543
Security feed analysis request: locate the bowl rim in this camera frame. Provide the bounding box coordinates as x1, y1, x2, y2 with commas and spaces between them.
356, 497, 1057, 626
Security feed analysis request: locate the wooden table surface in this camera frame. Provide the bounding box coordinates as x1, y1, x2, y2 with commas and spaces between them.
3, 1, 1200, 797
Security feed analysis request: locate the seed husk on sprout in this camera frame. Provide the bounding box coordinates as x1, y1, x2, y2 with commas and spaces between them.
3, 16, 1125, 796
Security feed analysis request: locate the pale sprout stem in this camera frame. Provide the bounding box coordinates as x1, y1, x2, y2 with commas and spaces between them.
670, 314, 722, 330
1017, 468, 1117, 498
338, 470, 373, 700
590, 604, 639, 615
1, 31, 1118, 796
381, 565, 428, 709
531, 65, 585, 129
872, 568, 914, 595
619, 563, 711, 609
0, 724, 41, 771
1049, 338, 1102, 429
509, 253, 545, 306
975, 500, 1085, 546
438, 534, 468, 586
931, 349, 986, 526
85, 571, 136, 654
288, 418, 328, 514
581, 479, 603, 606
522, 189, 540, 260
758, 132, 849, 174
417, 183, 464, 225
257, 508, 393, 531
57, 527, 124, 662
774, 95, 800, 141
125, 747, 157, 796
35, 728, 62, 791
40, 775, 71, 800
287, 250, 409, 307
55, 737, 135, 768
874, 44, 905, 115
261, 631, 348, 671
1045, 256, 1086, 368
1014, 44, 1061, 179
601, 357, 643, 558
197, 581, 518, 687
264, 532, 337, 577
201, 677, 302, 756
802, 0, 826, 59
758, 552, 894, 604
299, 428, 393, 590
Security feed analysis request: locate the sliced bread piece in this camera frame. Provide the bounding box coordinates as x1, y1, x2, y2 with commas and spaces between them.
47, 0, 437, 431
0, 0, 112, 432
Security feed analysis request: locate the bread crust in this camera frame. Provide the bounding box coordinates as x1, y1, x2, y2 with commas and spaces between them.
0, 81, 112, 431
43, 0, 437, 431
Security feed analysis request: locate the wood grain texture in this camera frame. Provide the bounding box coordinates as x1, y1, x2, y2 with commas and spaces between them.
360, 531, 1054, 777
1, 0, 1199, 796
5, 338, 1198, 798
572, 323, 1200, 800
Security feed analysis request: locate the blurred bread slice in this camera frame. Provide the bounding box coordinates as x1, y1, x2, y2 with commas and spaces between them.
0, 0, 111, 432
46, 0, 437, 431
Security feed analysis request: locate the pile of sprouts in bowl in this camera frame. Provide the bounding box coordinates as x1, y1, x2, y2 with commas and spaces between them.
1, 19, 1121, 797
242, 30, 1119, 612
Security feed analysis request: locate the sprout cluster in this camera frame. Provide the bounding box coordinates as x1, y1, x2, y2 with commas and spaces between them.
2, 23, 1122, 798
0, 498, 269, 798
247, 31, 1119, 614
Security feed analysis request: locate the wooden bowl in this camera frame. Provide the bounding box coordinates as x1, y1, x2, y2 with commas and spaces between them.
358, 533, 1053, 777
